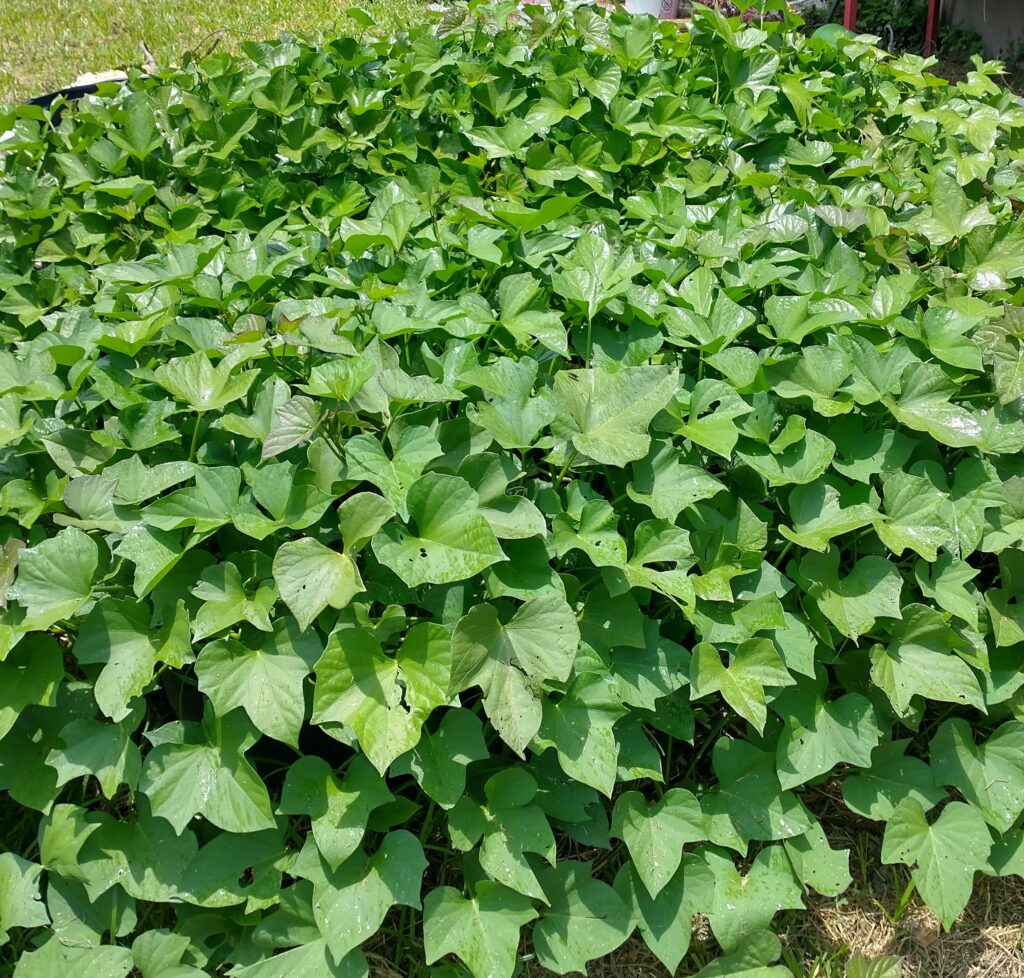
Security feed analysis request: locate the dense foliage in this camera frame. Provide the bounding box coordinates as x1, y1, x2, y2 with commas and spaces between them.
1, 2, 1024, 976
688, 1, 784, 25
801, 0, 929, 54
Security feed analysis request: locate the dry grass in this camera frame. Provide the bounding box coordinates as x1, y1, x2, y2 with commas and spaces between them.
367, 827, 1024, 978
363, 874, 1024, 978
776, 810, 1024, 978
511, 875, 1024, 978
528, 942, 668, 978
784, 875, 1024, 978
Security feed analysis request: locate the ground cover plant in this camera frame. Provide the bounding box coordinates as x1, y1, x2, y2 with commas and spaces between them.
1, 2, 1024, 975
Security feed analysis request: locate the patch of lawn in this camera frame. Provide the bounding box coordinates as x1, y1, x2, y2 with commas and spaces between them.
0, 0, 417, 102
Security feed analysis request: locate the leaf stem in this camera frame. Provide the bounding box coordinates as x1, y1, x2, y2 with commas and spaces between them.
556, 448, 578, 486
681, 712, 731, 785
663, 734, 676, 790
394, 908, 408, 965
419, 799, 438, 845
892, 876, 917, 923
321, 431, 346, 463
188, 411, 206, 463
430, 203, 444, 259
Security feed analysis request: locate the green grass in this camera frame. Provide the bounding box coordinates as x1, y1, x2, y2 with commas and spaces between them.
0, 0, 416, 103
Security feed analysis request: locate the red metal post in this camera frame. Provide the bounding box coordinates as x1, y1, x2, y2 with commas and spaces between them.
923, 0, 939, 56
843, 0, 858, 31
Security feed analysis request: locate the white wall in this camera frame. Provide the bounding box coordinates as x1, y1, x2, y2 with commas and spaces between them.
944, 0, 1024, 60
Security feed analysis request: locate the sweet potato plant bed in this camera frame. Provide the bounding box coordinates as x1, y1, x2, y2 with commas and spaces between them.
1, 3, 1024, 977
